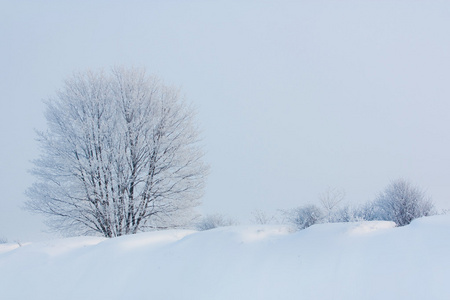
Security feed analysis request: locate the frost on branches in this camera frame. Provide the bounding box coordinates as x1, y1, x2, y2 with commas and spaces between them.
26, 67, 208, 237
374, 179, 435, 226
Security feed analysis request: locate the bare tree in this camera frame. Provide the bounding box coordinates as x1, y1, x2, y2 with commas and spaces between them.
250, 209, 277, 225
319, 187, 345, 223
26, 67, 208, 237
374, 179, 435, 226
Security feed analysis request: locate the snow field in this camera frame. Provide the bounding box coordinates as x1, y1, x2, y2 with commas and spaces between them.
1, 215, 449, 300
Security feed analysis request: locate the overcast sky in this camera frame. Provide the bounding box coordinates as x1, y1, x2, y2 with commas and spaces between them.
1, 1, 450, 241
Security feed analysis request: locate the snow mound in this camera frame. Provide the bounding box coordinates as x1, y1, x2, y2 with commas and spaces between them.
347, 220, 396, 235
0, 243, 22, 255
1, 216, 450, 300
191, 225, 291, 243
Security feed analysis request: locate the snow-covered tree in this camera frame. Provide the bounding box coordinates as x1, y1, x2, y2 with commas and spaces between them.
373, 179, 435, 226
26, 67, 208, 237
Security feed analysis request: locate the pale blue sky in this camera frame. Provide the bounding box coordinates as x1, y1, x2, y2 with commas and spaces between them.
1, 0, 450, 241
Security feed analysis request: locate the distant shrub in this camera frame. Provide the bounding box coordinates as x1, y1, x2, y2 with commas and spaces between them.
441, 208, 450, 215
331, 205, 354, 222
272, 180, 437, 230
351, 201, 380, 222
285, 204, 323, 230
196, 214, 237, 231
373, 179, 435, 226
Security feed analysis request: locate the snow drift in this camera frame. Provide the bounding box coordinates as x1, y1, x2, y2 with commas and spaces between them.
1, 215, 449, 300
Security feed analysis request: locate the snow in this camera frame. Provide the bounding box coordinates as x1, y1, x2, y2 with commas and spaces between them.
1, 216, 449, 300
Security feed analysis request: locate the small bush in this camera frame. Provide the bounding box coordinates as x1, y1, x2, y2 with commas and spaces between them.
196, 214, 237, 231
373, 179, 435, 226
285, 204, 323, 230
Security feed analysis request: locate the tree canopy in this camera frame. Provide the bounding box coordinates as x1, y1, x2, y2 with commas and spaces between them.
26, 67, 207, 237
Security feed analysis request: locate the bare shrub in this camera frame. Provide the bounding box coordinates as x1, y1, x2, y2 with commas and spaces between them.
196, 214, 237, 231
284, 204, 323, 230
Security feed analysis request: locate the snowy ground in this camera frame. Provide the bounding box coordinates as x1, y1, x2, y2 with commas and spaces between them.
1, 215, 449, 300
